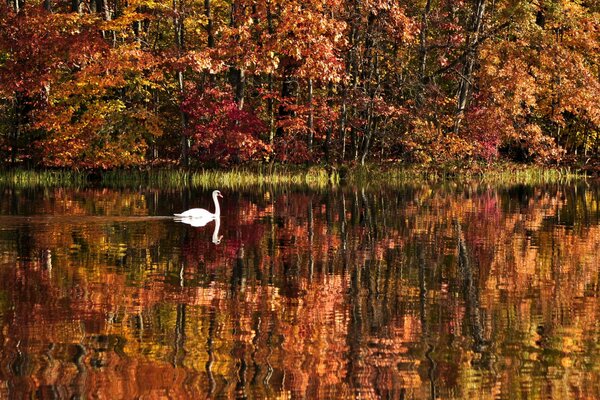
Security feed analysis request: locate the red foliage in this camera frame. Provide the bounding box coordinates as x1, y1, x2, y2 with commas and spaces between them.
182, 88, 271, 165
463, 104, 503, 161
0, 4, 105, 98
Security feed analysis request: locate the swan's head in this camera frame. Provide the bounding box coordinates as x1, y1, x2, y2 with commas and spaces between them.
214, 190, 223, 198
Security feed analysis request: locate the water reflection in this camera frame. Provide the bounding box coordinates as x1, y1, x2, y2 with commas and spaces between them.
0, 184, 599, 399
177, 216, 222, 244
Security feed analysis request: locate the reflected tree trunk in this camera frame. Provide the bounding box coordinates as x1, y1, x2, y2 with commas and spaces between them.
417, 245, 438, 400
308, 198, 314, 280
205, 308, 217, 394
250, 315, 262, 385
347, 256, 364, 391
72, 343, 88, 397
173, 303, 186, 367
456, 221, 488, 358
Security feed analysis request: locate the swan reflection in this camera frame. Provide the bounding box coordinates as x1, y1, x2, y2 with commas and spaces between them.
175, 216, 222, 244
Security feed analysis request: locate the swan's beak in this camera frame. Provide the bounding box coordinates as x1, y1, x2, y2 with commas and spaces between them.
217, 192, 223, 198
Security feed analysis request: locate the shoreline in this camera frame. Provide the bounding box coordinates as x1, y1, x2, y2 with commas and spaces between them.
0, 162, 594, 189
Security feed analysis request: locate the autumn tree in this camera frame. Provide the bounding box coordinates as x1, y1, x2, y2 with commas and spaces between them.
0, 0, 598, 168
470, 0, 600, 162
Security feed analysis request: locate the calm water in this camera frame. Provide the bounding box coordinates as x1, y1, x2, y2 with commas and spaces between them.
0, 183, 599, 399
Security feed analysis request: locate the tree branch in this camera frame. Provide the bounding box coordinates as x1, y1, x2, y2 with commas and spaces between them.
423, 20, 511, 83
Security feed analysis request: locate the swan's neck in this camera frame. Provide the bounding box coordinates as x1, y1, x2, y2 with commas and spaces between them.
213, 193, 221, 217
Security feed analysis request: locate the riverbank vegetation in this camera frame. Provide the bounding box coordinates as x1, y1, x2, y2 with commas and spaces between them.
1, 0, 598, 170
0, 163, 587, 190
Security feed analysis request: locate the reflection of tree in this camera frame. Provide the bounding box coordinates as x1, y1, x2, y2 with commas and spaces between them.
455, 220, 489, 362
0, 184, 600, 398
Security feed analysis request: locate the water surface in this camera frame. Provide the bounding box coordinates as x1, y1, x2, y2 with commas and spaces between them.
0, 183, 599, 399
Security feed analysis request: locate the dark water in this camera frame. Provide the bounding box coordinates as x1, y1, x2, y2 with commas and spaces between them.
0, 183, 599, 399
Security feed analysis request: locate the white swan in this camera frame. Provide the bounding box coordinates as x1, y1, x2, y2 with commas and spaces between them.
174, 190, 222, 222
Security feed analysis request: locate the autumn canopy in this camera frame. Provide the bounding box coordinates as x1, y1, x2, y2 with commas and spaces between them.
0, 0, 598, 169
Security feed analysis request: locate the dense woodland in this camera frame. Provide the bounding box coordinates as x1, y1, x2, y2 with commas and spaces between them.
0, 0, 598, 169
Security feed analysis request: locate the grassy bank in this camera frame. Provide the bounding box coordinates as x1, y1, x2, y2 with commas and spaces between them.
101, 165, 337, 189
348, 162, 588, 187
0, 162, 590, 189
0, 169, 89, 187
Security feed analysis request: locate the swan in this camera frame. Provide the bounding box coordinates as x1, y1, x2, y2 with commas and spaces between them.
174, 190, 223, 221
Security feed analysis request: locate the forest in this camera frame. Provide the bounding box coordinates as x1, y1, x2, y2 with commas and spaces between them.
0, 0, 598, 169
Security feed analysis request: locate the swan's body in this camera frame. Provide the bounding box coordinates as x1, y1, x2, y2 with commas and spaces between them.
174, 208, 214, 220
174, 190, 222, 221
177, 216, 213, 227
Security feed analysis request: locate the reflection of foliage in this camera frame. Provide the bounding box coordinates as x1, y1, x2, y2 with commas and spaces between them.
0, 185, 599, 398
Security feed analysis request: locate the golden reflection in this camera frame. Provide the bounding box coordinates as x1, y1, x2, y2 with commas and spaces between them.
0, 184, 599, 398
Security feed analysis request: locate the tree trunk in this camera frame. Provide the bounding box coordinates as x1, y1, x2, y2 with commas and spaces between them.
229, 68, 245, 109
267, 74, 275, 146
307, 78, 314, 150
265, 0, 276, 148
11, 95, 21, 165
95, 0, 114, 43
344, 0, 360, 163
102, 0, 111, 20
204, 0, 214, 48
359, 18, 378, 166
178, 71, 189, 167
418, 0, 432, 85
71, 0, 82, 13
173, 0, 189, 166
229, 1, 245, 109
324, 81, 334, 162
339, 84, 347, 162
455, 0, 486, 132
9, 0, 19, 12
361, 119, 376, 166
276, 62, 297, 138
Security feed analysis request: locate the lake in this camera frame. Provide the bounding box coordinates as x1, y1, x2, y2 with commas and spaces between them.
0, 182, 599, 399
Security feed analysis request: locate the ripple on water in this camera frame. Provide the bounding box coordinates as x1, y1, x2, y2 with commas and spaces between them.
0, 184, 599, 398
